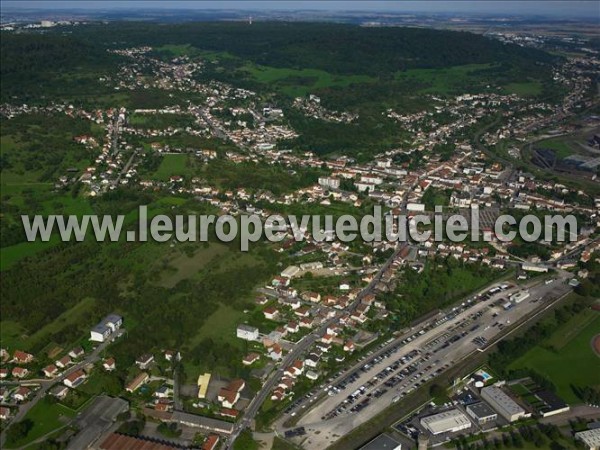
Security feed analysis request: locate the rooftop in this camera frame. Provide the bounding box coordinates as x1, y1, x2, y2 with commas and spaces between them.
359, 433, 402, 450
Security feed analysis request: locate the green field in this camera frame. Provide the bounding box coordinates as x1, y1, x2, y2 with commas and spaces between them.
394, 63, 495, 94
0, 297, 97, 352
537, 136, 576, 159
128, 112, 196, 130
243, 64, 374, 97
4, 398, 76, 448
150, 153, 190, 180
503, 81, 544, 97
509, 312, 600, 403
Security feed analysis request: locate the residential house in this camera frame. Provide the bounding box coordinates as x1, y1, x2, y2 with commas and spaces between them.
218, 379, 245, 409
321, 334, 333, 344
154, 385, 172, 399
306, 370, 319, 381
202, 435, 220, 450
103, 358, 116, 371
271, 387, 286, 401
56, 355, 72, 368
12, 367, 28, 378
68, 347, 85, 359
305, 354, 319, 368
305, 292, 321, 303
284, 360, 304, 378
13, 387, 30, 402
126, 372, 149, 393
267, 344, 283, 361
43, 364, 59, 378
0, 406, 9, 420
64, 369, 87, 388
135, 354, 154, 370
219, 408, 239, 419
50, 385, 69, 400
299, 317, 313, 328
294, 306, 311, 318
263, 306, 279, 320
242, 353, 260, 366
12, 350, 33, 364
286, 321, 299, 334
164, 350, 181, 362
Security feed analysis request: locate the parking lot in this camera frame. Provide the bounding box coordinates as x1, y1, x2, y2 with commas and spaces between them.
285, 275, 571, 449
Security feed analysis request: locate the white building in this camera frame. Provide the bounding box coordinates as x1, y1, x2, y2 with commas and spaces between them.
236, 324, 259, 341
481, 386, 528, 422
281, 265, 301, 278
521, 263, 549, 273
510, 290, 530, 304
407, 203, 426, 212
420, 409, 472, 435
90, 314, 123, 342
575, 428, 600, 450
318, 177, 341, 190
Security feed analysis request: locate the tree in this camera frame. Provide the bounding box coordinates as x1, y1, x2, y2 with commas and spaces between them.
6, 419, 34, 445
233, 430, 259, 450
429, 383, 446, 399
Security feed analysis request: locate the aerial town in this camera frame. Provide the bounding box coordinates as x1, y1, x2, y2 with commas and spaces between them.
0, 4, 599, 450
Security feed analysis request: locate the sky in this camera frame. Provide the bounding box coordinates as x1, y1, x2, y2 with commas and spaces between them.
2, 1, 599, 19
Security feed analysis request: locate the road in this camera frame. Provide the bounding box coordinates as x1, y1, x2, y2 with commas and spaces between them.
224, 243, 408, 449
0, 330, 124, 448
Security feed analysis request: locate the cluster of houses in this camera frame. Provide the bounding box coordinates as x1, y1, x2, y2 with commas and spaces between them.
293, 94, 358, 123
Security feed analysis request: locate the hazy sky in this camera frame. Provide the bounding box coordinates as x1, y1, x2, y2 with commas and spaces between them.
2, 1, 599, 18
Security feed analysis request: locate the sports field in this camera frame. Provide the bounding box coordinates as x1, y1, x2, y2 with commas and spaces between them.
509, 312, 600, 403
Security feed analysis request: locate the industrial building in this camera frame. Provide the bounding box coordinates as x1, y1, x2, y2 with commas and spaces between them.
466, 402, 498, 425
575, 428, 600, 450
420, 409, 472, 435
481, 386, 527, 422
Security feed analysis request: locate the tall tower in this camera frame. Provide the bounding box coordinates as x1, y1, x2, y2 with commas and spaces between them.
248, 16, 253, 25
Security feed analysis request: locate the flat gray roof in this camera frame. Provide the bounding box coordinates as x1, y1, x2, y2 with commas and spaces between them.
359, 433, 402, 450
467, 402, 498, 419
171, 411, 234, 434
481, 386, 525, 418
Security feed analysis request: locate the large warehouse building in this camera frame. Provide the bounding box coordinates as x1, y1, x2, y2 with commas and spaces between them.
481, 386, 528, 422
420, 409, 472, 435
